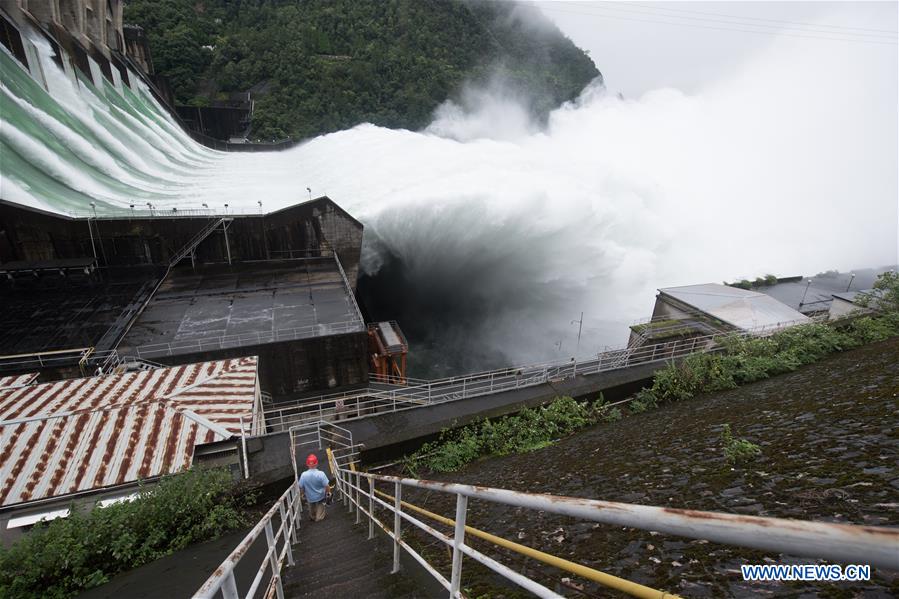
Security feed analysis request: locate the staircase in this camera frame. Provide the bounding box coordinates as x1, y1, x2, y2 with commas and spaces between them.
170, 217, 232, 266
281, 508, 433, 598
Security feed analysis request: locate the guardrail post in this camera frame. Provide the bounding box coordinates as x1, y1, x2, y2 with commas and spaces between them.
343, 472, 349, 508
392, 482, 402, 574
346, 470, 353, 512
265, 520, 285, 599
355, 471, 361, 524
290, 487, 300, 542
368, 477, 375, 540
279, 502, 295, 567
222, 571, 239, 599
449, 493, 469, 597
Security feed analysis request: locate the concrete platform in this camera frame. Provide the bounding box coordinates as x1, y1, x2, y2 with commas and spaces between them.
119, 258, 361, 357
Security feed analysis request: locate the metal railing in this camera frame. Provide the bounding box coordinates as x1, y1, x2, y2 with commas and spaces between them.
288, 420, 360, 481
334, 469, 899, 599
193, 484, 302, 599
134, 320, 365, 359
265, 318, 813, 432
333, 251, 362, 319
68, 206, 270, 220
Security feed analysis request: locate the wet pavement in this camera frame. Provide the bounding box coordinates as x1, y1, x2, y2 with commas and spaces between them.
399, 337, 899, 597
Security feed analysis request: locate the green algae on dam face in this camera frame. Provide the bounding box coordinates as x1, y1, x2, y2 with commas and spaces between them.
398, 337, 899, 597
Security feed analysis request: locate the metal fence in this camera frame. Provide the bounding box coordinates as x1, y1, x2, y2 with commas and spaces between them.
193, 484, 302, 599
264, 318, 814, 432
134, 319, 366, 359
334, 469, 898, 599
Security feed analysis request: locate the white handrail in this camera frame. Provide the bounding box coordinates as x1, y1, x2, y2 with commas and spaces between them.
335, 469, 898, 599
192, 484, 302, 599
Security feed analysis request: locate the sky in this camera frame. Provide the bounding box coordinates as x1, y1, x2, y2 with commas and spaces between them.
534, 1, 899, 97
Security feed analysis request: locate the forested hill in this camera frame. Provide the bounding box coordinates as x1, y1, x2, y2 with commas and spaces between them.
124, 0, 601, 141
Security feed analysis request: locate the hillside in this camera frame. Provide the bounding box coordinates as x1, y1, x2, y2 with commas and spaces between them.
124, 0, 601, 140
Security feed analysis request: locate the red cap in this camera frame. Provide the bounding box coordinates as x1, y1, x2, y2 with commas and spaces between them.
306, 453, 318, 467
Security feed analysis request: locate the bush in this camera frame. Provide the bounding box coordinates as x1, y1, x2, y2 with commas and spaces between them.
405, 396, 597, 473
721, 424, 762, 465
0, 468, 253, 599
628, 389, 659, 413
594, 395, 623, 423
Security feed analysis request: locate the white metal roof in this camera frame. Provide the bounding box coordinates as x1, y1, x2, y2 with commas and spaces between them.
659, 283, 810, 332
0, 357, 260, 508
0, 373, 38, 391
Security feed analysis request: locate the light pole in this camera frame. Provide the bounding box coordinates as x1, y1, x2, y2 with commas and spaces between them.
90, 201, 97, 218
846, 273, 856, 292
799, 279, 812, 309
306, 187, 312, 201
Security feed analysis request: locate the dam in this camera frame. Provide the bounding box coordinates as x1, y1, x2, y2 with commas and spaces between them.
1, 2, 897, 598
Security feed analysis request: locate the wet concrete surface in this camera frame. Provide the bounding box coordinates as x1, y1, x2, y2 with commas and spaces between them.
77, 527, 258, 599
399, 337, 899, 597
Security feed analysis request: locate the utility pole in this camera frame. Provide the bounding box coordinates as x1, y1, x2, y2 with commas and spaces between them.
571, 312, 583, 353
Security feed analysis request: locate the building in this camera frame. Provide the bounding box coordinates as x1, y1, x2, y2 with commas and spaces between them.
631, 283, 810, 348
828, 290, 874, 320
0, 357, 262, 545
0, 198, 370, 397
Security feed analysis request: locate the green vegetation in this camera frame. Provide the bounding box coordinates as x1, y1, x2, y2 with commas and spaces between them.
720, 424, 761, 465
856, 270, 899, 312
0, 468, 257, 599
405, 396, 602, 474
727, 274, 778, 289
125, 0, 600, 140
633, 311, 899, 408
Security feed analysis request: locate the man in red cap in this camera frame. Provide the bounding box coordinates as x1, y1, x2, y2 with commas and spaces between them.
298, 453, 330, 521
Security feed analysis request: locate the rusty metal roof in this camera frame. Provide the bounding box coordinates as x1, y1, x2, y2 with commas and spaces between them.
0, 357, 259, 508
0, 373, 38, 390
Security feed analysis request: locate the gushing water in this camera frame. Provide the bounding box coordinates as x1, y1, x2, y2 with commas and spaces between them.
1, 27, 895, 372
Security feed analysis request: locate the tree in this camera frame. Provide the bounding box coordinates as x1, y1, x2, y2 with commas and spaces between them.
857, 271, 899, 313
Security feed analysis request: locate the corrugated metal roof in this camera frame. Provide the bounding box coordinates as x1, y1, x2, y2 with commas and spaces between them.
0, 357, 259, 508
659, 283, 810, 331
0, 373, 38, 390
